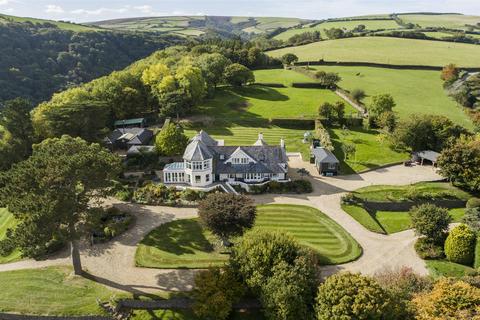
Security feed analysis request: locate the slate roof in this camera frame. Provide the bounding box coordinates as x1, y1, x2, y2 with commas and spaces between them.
312, 148, 339, 163
105, 128, 153, 146
182, 131, 288, 174
127, 145, 156, 156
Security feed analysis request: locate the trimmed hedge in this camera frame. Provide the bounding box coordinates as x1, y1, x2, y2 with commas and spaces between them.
270, 118, 315, 130
255, 82, 286, 88
291, 82, 327, 89
444, 224, 476, 266
248, 180, 313, 194
415, 238, 445, 260
467, 198, 480, 208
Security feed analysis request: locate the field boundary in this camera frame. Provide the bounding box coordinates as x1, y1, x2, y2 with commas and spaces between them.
0, 314, 109, 320
295, 60, 480, 71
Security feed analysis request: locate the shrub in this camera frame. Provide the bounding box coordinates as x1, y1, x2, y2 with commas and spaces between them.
192, 267, 246, 320
248, 180, 312, 195
351, 88, 366, 102
462, 207, 480, 233
444, 224, 476, 266
467, 198, 480, 208
315, 273, 400, 320
0, 238, 15, 257
231, 230, 316, 291
341, 193, 358, 205
292, 82, 325, 88
414, 237, 445, 259
198, 193, 256, 244
412, 278, 480, 320
314, 119, 333, 151
410, 204, 451, 244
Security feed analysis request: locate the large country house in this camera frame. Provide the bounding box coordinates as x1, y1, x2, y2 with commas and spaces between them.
163, 131, 289, 187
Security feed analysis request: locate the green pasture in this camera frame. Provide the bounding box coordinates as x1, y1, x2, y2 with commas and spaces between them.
329, 126, 409, 174
426, 260, 477, 278
274, 19, 401, 41
400, 14, 480, 30
311, 65, 473, 128
268, 37, 480, 67
135, 204, 362, 268
0, 14, 98, 32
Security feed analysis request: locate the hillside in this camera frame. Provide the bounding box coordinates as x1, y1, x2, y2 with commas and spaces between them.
89, 16, 310, 37
0, 16, 182, 104
267, 37, 480, 67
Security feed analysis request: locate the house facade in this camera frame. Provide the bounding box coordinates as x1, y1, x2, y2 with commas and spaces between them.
163, 131, 289, 187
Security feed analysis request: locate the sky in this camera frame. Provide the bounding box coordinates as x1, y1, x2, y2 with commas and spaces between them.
0, 0, 479, 22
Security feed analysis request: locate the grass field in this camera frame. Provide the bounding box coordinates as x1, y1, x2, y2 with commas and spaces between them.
426, 260, 477, 278
135, 204, 361, 268
0, 208, 21, 264
268, 37, 480, 67
274, 19, 401, 41
0, 266, 127, 315
400, 14, 480, 30
329, 126, 409, 173
0, 14, 98, 32
311, 65, 473, 128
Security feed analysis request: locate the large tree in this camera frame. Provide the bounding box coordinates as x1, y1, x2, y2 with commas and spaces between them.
0, 136, 121, 274
223, 63, 255, 87
438, 135, 480, 192
155, 123, 189, 156
196, 53, 232, 90
198, 193, 256, 245
410, 204, 451, 243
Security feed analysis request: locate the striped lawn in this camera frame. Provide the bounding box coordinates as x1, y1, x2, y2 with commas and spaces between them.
184, 125, 311, 159
0, 208, 21, 264
255, 204, 361, 264
135, 204, 362, 268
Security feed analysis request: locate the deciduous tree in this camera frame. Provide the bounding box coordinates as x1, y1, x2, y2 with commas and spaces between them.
410, 204, 451, 244
155, 123, 189, 156
223, 63, 255, 86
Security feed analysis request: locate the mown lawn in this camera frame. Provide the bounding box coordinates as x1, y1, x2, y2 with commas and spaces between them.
329, 126, 409, 174
267, 37, 480, 67
426, 260, 477, 278
311, 66, 473, 128
135, 204, 362, 268
342, 205, 466, 235
351, 182, 472, 202
0, 208, 21, 264
0, 266, 127, 315
274, 19, 401, 41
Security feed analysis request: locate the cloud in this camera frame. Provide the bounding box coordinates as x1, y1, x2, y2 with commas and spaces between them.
133, 5, 153, 14
70, 7, 129, 16
45, 4, 64, 14
0, 0, 10, 5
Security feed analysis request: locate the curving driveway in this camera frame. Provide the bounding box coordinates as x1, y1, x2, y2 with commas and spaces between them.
0, 158, 442, 294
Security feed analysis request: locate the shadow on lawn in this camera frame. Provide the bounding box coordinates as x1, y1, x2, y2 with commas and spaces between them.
141, 219, 214, 255
233, 85, 289, 102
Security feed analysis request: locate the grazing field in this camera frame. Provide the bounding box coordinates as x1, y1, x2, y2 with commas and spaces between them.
0, 14, 98, 32
274, 19, 400, 41
135, 204, 361, 268
91, 16, 305, 36
0, 266, 126, 315
426, 260, 477, 278
329, 127, 409, 174
400, 14, 480, 30
0, 208, 21, 264
268, 37, 480, 67
311, 65, 473, 128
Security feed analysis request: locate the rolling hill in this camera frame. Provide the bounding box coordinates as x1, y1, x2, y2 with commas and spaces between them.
267, 37, 480, 67
89, 15, 310, 37
0, 13, 99, 32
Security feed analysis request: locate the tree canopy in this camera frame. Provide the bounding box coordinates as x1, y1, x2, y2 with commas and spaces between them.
0, 135, 121, 274
155, 123, 189, 156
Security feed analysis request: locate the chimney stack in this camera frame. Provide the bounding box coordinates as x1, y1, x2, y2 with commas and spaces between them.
280, 138, 285, 149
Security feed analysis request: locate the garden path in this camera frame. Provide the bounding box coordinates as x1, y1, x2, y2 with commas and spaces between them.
0, 159, 442, 294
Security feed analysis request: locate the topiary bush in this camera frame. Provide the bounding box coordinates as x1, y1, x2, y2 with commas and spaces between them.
444, 224, 476, 266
